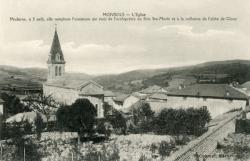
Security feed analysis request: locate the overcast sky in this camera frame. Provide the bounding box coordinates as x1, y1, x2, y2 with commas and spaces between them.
0, 0, 250, 74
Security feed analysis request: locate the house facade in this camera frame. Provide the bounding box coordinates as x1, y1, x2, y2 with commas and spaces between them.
162, 84, 248, 118
43, 28, 104, 118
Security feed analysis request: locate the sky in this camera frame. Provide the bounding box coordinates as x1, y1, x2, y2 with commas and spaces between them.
0, 0, 250, 75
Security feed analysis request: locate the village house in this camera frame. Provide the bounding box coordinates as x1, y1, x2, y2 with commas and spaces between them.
146, 93, 168, 113
165, 84, 249, 118
124, 84, 249, 118
112, 92, 147, 111
104, 90, 116, 106
43, 28, 105, 118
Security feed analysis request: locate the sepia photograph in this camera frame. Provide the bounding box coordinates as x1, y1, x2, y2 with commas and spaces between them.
0, 0, 250, 160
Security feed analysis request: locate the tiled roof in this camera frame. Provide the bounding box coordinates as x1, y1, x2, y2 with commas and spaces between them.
149, 93, 168, 100
167, 84, 249, 100
47, 29, 65, 64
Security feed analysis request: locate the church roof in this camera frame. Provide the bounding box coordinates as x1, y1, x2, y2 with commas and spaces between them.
44, 79, 104, 95
47, 28, 65, 64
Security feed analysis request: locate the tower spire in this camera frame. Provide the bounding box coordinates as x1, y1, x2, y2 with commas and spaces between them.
47, 26, 66, 82
47, 26, 65, 64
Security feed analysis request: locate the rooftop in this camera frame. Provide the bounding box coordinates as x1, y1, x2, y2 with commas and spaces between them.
167, 84, 249, 100
44, 79, 104, 95
47, 28, 65, 64
149, 93, 168, 100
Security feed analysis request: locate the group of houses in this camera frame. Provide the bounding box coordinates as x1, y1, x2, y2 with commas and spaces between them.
42, 28, 250, 119
1, 28, 250, 123
114, 84, 249, 118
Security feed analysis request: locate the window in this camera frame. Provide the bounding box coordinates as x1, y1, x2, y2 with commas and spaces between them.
203, 97, 207, 101
58, 67, 62, 76
55, 66, 58, 76
56, 54, 60, 61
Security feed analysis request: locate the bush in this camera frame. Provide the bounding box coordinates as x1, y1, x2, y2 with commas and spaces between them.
96, 120, 113, 137
158, 140, 176, 157
154, 107, 211, 136
1, 121, 33, 140
106, 109, 127, 134
175, 135, 190, 145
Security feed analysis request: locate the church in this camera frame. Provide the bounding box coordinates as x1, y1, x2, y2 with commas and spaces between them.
43, 28, 104, 118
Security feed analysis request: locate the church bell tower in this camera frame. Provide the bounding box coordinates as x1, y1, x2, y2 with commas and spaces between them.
47, 26, 65, 82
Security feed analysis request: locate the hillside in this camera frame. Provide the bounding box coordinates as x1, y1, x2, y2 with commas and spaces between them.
0, 65, 92, 88
94, 60, 250, 92
1, 59, 250, 93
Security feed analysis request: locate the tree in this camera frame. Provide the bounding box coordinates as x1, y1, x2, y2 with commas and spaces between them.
34, 112, 45, 140
130, 102, 154, 133
56, 105, 71, 132
70, 99, 97, 134
106, 109, 127, 134
1, 93, 30, 115
56, 99, 97, 137
23, 94, 58, 129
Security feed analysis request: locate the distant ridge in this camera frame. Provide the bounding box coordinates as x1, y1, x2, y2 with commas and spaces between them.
1, 59, 250, 92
